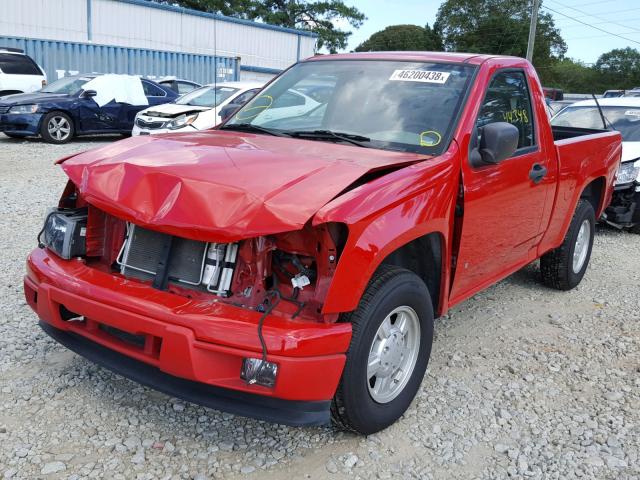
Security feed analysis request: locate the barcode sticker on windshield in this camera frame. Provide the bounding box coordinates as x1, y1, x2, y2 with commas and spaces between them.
389, 70, 450, 84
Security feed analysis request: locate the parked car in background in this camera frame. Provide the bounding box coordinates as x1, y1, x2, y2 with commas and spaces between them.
0, 47, 47, 96
158, 77, 201, 95
625, 89, 640, 98
551, 97, 640, 232
132, 81, 263, 135
603, 90, 625, 98
0, 74, 178, 143
27, 52, 621, 434
543, 87, 564, 101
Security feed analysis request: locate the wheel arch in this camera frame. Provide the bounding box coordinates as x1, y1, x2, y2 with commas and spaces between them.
580, 176, 606, 217
378, 232, 444, 317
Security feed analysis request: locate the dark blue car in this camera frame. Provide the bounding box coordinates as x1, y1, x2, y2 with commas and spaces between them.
0, 74, 178, 143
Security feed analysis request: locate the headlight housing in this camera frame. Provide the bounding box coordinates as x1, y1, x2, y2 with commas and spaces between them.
616, 160, 640, 185
166, 113, 198, 130
39, 208, 87, 259
9, 104, 39, 114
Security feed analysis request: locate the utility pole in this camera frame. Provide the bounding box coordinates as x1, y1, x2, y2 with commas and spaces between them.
526, 0, 540, 62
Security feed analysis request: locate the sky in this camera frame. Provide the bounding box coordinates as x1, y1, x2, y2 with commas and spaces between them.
342, 0, 640, 65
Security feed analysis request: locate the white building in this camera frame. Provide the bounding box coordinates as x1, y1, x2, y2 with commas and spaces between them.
1, 0, 318, 82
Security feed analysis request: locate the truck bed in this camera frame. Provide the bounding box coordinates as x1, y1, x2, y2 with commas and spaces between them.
552, 125, 607, 142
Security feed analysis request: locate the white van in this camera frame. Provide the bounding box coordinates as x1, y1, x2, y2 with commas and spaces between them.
0, 48, 47, 97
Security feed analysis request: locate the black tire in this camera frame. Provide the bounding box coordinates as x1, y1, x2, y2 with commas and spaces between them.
3, 133, 27, 139
541, 199, 595, 290
40, 111, 74, 144
630, 224, 640, 235
331, 265, 434, 434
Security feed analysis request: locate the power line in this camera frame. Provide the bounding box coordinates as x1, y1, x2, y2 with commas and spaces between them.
548, 0, 640, 34
556, 16, 640, 30
541, 4, 640, 47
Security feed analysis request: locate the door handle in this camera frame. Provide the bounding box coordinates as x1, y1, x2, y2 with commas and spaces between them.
529, 163, 547, 184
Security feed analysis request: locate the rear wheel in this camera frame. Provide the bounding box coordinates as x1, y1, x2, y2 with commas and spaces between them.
541, 199, 595, 290
41, 111, 74, 144
331, 265, 434, 434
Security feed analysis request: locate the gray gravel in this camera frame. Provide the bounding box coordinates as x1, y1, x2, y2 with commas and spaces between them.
1, 133, 639, 479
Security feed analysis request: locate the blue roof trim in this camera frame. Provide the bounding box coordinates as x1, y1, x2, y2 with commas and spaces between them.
114, 0, 318, 38
240, 65, 283, 75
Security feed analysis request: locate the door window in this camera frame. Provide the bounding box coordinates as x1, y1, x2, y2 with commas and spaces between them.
232, 89, 260, 105
0, 53, 41, 75
176, 81, 197, 94
477, 70, 535, 149
272, 90, 306, 108
142, 80, 166, 97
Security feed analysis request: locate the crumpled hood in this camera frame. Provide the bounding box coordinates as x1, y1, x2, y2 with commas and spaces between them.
60, 131, 429, 242
141, 103, 211, 118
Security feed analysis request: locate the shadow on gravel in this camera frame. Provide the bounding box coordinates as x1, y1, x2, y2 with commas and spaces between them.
0, 134, 125, 144
61, 355, 341, 440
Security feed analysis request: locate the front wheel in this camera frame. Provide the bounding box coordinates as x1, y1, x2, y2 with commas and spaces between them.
541, 199, 595, 290
40, 111, 74, 144
331, 265, 434, 434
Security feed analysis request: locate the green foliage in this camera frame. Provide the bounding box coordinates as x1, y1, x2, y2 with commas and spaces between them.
595, 48, 640, 90
434, 0, 566, 69
151, 0, 365, 53
354, 24, 443, 52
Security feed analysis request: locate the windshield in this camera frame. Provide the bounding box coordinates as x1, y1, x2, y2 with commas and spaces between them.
224, 60, 475, 154
552, 106, 640, 141
176, 85, 239, 107
41, 76, 92, 94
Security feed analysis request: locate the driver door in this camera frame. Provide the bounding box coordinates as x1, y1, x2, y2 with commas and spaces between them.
78, 96, 124, 132
450, 69, 553, 302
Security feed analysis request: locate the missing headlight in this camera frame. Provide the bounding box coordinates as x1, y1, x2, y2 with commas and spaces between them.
39, 208, 87, 259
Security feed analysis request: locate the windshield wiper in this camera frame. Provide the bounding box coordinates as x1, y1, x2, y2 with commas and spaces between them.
289, 130, 373, 148
220, 123, 291, 137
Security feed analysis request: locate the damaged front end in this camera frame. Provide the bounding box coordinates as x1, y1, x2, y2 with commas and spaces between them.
603, 159, 640, 231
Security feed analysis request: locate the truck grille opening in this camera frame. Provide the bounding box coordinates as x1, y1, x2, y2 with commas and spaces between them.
116, 224, 238, 296
98, 324, 146, 349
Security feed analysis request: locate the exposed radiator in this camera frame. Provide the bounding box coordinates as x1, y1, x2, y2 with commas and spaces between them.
117, 224, 238, 295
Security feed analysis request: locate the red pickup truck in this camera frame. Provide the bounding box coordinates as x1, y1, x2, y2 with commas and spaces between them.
25, 52, 621, 434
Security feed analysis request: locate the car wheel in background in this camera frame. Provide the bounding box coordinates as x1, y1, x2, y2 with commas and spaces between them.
331, 265, 434, 435
41, 111, 74, 144
541, 199, 595, 290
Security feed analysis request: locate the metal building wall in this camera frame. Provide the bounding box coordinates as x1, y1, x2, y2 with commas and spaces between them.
0, 36, 239, 84
2, 0, 317, 79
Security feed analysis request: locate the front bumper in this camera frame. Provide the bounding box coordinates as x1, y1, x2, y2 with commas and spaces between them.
603, 183, 640, 228
0, 112, 42, 136
25, 248, 351, 425
132, 122, 197, 136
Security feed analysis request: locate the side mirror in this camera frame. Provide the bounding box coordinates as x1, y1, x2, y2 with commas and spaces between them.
219, 103, 242, 121
470, 122, 519, 167
82, 89, 97, 98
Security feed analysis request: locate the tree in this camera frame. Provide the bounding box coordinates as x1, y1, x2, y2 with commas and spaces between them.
595, 47, 640, 90
150, 0, 366, 53
355, 24, 443, 52
538, 58, 602, 93
433, 0, 566, 69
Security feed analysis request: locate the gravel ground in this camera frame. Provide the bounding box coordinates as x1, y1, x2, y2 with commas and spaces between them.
0, 133, 639, 480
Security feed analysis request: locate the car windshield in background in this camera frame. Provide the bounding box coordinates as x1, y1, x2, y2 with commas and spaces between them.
41, 76, 93, 94
224, 60, 475, 154
552, 106, 640, 141
176, 85, 239, 107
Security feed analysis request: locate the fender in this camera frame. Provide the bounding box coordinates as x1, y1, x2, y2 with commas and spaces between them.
314, 147, 461, 314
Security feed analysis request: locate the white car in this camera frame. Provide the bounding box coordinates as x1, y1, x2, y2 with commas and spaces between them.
0, 48, 47, 97
132, 81, 264, 135
551, 97, 640, 231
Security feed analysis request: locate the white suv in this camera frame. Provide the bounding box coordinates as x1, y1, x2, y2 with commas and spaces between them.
0, 48, 47, 97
